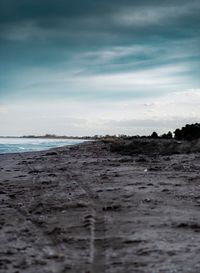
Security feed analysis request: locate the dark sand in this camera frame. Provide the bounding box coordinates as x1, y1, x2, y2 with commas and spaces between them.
1, 140, 200, 273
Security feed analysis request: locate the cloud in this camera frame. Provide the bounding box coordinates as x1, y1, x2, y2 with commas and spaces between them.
0, 61, 192, 103
105, 117, 200, 130
0, 106, 7, 114
0, 0, 200, 135
114, 2, 200, 27
0, 88, 200, 136
1, 0, 200, 44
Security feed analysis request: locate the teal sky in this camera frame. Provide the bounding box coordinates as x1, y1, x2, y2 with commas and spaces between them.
0, 0, 200, 136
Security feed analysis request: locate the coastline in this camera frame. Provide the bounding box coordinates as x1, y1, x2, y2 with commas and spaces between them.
0, 138, 88, 154
1, 140, 200, 272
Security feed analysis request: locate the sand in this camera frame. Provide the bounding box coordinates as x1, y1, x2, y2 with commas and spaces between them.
1, 140, 200, 273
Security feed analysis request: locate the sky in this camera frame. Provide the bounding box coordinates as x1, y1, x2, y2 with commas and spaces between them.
0, 0, 200, 136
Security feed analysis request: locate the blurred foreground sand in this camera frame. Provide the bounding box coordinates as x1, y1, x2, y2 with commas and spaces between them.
1, 140, 200, 273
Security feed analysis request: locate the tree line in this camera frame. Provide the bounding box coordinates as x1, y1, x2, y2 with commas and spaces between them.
151, 123, 200, 140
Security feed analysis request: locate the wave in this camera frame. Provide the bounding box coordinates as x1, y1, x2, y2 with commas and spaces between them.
0, 138, 86, 154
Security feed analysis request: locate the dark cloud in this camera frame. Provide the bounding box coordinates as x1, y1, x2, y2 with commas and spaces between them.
0, 0, 199, 56
0, 0, 200, 102
1, 0, 200, 39
0, 0, 193, 23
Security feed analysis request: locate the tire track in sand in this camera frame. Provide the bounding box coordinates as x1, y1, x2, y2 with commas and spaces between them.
57, 146, 107, 273
68, 172, 107, 273
17, 149, 107, 273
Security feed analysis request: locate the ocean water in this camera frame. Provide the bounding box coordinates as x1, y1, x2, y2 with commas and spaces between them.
0, 138, 87, 154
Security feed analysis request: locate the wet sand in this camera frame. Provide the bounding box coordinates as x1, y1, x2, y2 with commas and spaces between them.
1, 140, 200, 273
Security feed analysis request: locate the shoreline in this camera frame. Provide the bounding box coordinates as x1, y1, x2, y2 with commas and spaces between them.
1, 140, 200, 272
0, 139, 90, 156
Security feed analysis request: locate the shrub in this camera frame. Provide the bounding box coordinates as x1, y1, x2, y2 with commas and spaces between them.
161, 131, 173, 139
174, 123, 200, 140
151, 132, 158, 139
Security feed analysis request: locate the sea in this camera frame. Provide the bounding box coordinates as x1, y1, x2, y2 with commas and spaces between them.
0, 138, 87, 154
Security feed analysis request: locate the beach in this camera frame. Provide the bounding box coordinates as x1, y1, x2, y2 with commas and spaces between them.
1, 140, 200, 273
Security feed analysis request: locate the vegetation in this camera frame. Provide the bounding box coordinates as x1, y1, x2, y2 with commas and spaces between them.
174, 123, 200, 140
1, 123, 200, 142
160, 131, 173, 139
21, 134, 92, 140
151, 132, 159, 139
